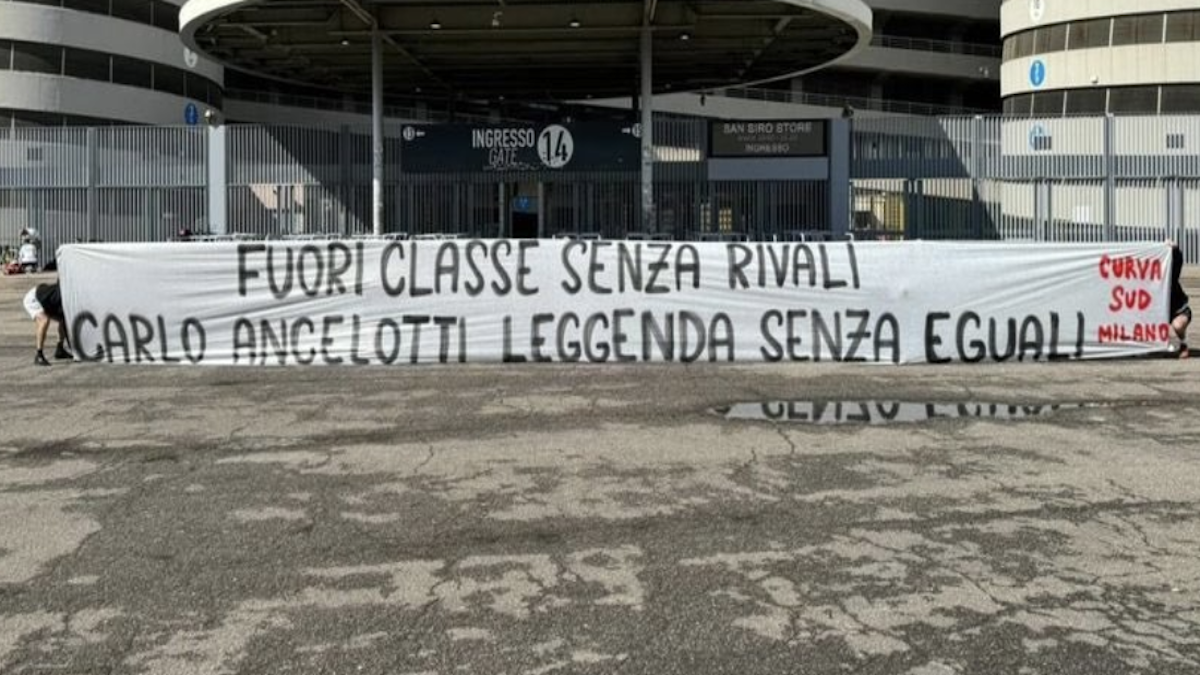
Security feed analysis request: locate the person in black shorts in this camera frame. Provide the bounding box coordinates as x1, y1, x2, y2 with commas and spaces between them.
22, 282, 71, 367
1168, 240, 1191, 359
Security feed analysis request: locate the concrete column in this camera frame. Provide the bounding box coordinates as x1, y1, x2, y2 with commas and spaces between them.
828, 119, 851, 239
371, 29, 384, 236
639, 26, 654, 233
206, 123, 227, 235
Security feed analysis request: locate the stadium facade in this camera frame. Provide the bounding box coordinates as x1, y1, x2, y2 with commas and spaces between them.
0, 0, 222, 129
1002, 0, 1200, 115
1, 0, 1000, 131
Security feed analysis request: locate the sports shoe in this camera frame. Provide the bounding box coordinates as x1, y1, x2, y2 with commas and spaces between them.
54, 345, 72, 360
34, 352, 50, 367
1180, 343, 1190, 359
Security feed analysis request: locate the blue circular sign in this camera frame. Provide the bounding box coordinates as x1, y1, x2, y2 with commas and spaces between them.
1029, 60, 1046, 88
184, 102, 199, 126
1029, 124, 1045, 148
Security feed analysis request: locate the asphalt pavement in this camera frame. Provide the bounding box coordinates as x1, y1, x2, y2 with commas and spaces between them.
2, 271, 1200, 675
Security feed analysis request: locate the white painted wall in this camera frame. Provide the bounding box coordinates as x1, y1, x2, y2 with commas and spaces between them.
0, 71, 208, 126
1002, 44, 1200, 96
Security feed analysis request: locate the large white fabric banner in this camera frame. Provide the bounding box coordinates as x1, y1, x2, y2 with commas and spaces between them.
57, 240, 1172, 365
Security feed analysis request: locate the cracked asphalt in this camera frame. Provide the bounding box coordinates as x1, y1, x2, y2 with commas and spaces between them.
2, 271, 1200, 675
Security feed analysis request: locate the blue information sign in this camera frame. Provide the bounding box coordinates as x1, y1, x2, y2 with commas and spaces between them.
184, 103, 199, 126
1030, 60, 1046, 88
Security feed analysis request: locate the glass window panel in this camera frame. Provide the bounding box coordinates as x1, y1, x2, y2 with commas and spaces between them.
152, 1, 178, 31
63, 46, 110, 81
112, 55, 151, 88
62, 0, 110, 13
1039, 23, 1067, 52
1032, 90, 1065, 115
1161, 85, 1200, 113
1064, 88, 1107, 114
1165, 11, 1194, 42
154, 64, 186, 96
185, 72, 209, 101
1003, 94, 1032, 115
1014, 31, 1033, 58
1111, 16, 1135, 46
1137, 14, 1164, 44
111, 0, 152, 24
1108, 86, 1158, 114
12, 42, 62, 74
13, 110, 65, 127
1069, 18, 1111, 50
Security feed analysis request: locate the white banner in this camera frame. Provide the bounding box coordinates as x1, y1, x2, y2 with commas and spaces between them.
57, 240, 1173, 366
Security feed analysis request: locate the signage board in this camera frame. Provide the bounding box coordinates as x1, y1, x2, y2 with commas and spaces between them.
709, 120, 827, 158
400, 122, 638, 173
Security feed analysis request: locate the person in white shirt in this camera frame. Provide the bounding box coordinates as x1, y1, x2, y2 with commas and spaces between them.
18, 240, 38, 273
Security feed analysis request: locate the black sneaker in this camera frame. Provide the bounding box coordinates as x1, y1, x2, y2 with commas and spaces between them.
34, 352, 50, 367
54, 345, 72, 360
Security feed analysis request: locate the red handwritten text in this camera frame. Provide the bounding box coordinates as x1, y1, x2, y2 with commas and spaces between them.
1099, 255, 1163, 281
1108, 286, 1153, 312
1097, 323, 1171, 343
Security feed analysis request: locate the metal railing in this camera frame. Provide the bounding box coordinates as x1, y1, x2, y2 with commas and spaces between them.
223, 89, 496, 124
717, 87, 993, 117
870, 35, 1002, 58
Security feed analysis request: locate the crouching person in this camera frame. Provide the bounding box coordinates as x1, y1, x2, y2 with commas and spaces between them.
24, 282, 71, 367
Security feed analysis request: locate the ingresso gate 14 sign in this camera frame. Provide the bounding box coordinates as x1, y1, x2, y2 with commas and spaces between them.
400, 122, 640, 173
709, 120, 828, 158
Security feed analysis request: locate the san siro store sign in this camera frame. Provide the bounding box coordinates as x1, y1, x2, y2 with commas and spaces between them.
708, 120, 828, 158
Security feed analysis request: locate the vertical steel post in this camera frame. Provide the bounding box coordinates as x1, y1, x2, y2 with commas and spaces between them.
1103, 114, 1115, 242
85, 127, 97, 241
640, 26, 654, 233
371, 29, 384, 236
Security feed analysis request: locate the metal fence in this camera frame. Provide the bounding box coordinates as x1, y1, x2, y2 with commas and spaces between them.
849, 115, 1200, 261
5, 114, 1200, 264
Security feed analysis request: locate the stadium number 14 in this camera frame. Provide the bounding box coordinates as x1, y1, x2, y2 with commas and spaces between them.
537, 125, 574, 169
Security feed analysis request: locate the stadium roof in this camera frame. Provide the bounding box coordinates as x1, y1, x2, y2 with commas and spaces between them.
180, 0, 872, 101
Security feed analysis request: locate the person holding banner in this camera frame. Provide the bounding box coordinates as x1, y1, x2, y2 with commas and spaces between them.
1169, 240, 1191, 359
23, 281, 71, 367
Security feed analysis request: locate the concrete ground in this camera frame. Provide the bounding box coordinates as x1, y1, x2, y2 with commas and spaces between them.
1, 269, 1200, 675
